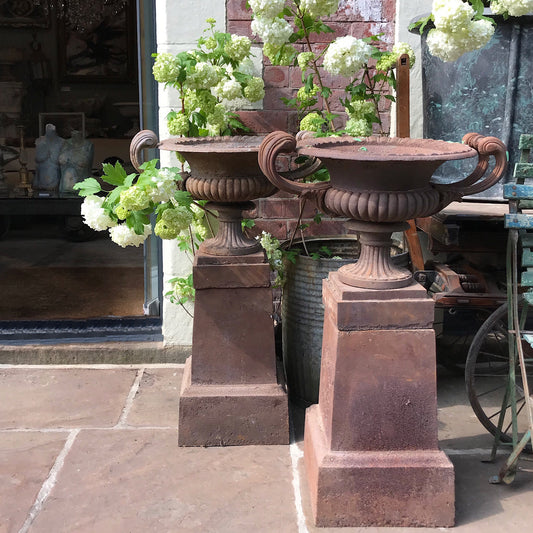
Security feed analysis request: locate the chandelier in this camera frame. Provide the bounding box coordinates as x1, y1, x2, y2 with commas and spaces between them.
33, 0, 129, 33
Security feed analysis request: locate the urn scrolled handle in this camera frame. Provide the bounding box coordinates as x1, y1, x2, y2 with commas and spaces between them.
130, 129, 159, 172
258, 131, 329, 197
258, 130, 508, 205
433, 132, 507, 198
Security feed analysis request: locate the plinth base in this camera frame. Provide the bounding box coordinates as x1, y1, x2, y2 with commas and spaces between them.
179, 357, 289, 446
304, 405, 455, 527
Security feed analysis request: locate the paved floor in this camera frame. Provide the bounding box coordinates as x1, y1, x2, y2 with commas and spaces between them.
0, 363, 531, 533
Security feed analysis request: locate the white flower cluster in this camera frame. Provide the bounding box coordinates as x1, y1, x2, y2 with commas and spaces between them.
248, 0, 285, 19
152, 53, 180, 83
491, 0, 533, 16
149, 168, 179, 203
81, 196, 117, 231
301, 0, 339, 18
258, 231, 285, 287
323, 35, 373, 77
427, 0, 495, 62
251, 16, 293, 47
184, 62, 219, 90
109, 223, 152, 248
225, 35, 252, 62
211, 78, 243, 101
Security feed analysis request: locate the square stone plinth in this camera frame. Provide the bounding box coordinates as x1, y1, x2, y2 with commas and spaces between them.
304, 405, 455, 528
179, 358, 288, 446
303, 275, 454, 527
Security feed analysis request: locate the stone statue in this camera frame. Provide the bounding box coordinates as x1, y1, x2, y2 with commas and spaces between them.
58, 130, 94, 196
34, 123, 64, 192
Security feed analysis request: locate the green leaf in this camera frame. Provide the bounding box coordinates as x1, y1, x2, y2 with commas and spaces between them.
101, 161, 128, 186
313, 212, 323, 224
470, 0, 485, 17
72, 177, 101, 197
283, 250, 298, 264
241, 218, 255, 229
174, 189, 194, 207
319, 246, 332, 257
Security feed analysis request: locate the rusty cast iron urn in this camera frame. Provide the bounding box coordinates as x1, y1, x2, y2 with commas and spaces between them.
259, 132, 507, 288
131, 130, 277, 255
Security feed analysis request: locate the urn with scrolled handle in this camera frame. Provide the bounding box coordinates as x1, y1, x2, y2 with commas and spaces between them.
258, 132, 507, 289
130, 130, 280, 256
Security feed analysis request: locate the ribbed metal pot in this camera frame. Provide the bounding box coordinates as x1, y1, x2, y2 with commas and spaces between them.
281, 236, 408, 406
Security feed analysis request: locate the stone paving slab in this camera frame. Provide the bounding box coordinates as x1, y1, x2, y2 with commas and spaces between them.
126, 368, 182, 427
29, 429, 297, 533
0, 431, 69, 533
0, 368, 137, 429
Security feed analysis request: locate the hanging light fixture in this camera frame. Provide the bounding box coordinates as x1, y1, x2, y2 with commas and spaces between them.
33, 0, 129, 33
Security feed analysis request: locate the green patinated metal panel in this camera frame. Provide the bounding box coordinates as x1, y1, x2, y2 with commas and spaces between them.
519, 135, 533, 149
520, 233, 533, 247
513, 163, 533, 180
522, 248, 533, 267
521, 270, 533, 286
420, 14, 533, 199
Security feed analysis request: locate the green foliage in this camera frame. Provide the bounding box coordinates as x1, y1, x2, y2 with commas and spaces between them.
73, 178, 101, 196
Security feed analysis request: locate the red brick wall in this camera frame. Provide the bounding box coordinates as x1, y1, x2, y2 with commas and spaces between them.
228, 0, 396, 242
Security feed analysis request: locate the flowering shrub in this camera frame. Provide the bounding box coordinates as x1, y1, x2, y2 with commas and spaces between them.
411, 0, 533, 62
152, 18, 264, 138
248, 0, 415, 136
74, 20, 268, 310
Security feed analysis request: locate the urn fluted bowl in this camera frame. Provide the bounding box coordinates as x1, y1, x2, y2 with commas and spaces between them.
259, 132, 507, 289
131, 130, 277, 256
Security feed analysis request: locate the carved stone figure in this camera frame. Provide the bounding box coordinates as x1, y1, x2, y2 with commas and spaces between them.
34, 123, 64, 192
59, 130, 94, 196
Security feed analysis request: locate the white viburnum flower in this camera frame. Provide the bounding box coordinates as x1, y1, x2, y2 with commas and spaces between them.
152, 53, 180, 83
491, 0, 533, 16
80, 195, 117, 231
248, 0, 285, 19
464, 19, 495, 50
224, 35, 252, 63
251, 16, 293, 47
184, 62, 219, 90
301, 0, 339, 18
323, 36, 373, 77
109, 223, 152, 248
426, 28, 465, 62
148, 168, 179, 203
432, 0, 475, 32
211, 78, 243, 101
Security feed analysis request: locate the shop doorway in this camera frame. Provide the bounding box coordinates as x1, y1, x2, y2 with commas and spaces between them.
0, 1, 160, 334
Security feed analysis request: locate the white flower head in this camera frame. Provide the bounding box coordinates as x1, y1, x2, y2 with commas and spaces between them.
490, 0, 533, 16
301, 0, 339, 18
211, 78, 243, 101
323, 36, 373, 77
432, 0, 475, 32
80, 195, 117, 231
248, 0, 285, 19
109, 223, 152, 248
184, 62, 219, 90
251, 16, 293, 47
149, 168, 179, 203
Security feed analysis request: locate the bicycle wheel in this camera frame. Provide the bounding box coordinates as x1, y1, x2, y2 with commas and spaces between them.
465, 300, 533, 452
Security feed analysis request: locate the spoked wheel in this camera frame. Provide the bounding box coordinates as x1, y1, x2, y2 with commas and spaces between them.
435, 306, 495, 374
465, 300, 533, 452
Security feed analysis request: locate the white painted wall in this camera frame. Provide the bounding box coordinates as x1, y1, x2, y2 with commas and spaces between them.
156, 0, 226, 345
394, 0, 433, 138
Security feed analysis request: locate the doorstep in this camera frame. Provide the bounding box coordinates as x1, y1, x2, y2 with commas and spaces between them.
0, 341, 191, 365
